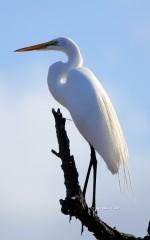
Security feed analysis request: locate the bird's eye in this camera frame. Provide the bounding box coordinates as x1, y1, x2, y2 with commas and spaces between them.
52, 40, 59, 45
47, 40, 59, 46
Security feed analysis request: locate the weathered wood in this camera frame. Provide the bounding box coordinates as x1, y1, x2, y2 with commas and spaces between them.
52, 108, 150, 240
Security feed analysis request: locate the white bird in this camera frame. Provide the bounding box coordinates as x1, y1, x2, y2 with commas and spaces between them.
15, 37, 129, 208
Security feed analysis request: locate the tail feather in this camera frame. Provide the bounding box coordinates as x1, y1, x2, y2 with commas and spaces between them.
95, 82, 131, 189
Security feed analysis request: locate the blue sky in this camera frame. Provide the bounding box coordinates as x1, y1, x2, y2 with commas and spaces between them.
0, 1, 150, 239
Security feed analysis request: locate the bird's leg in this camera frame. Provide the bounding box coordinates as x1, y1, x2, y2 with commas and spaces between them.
91, 146, 97, 210
82, 145, 94, 235
83, 145, 97, 210
82, 145, 97, 234
83, 148, 93, 197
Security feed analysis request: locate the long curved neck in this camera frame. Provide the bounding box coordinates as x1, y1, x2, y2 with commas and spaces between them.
63, 40, 83, 68
48, 41, 83, 107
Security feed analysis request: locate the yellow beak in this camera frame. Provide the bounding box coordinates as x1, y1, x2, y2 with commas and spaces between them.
14, 40, 57, 52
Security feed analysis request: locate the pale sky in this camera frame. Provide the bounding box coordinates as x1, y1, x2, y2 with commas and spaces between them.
0, 1, 150, 239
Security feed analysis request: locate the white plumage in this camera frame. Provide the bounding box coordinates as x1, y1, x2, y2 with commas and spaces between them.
15, 37, 129, 180
47, 37, 129, 177
61, 67, 128, 174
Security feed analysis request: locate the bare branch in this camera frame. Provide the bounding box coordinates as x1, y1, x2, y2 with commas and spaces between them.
52, 108, 150, 240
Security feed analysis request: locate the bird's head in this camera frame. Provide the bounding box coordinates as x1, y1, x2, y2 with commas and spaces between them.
15, 37, 76, 53
15, 37, 83, 67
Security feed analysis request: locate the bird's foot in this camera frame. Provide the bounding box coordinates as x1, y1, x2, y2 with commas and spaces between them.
90, 206, 98, 216
80, 206, 98, 235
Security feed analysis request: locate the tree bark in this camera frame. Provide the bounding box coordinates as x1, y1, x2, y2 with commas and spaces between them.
51, 108, 150, 240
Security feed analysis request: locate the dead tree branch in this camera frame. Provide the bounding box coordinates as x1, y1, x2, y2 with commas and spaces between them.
51, 108, 150, 240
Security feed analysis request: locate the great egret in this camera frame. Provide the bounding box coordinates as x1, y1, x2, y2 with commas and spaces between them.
15, 37, 129, 209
